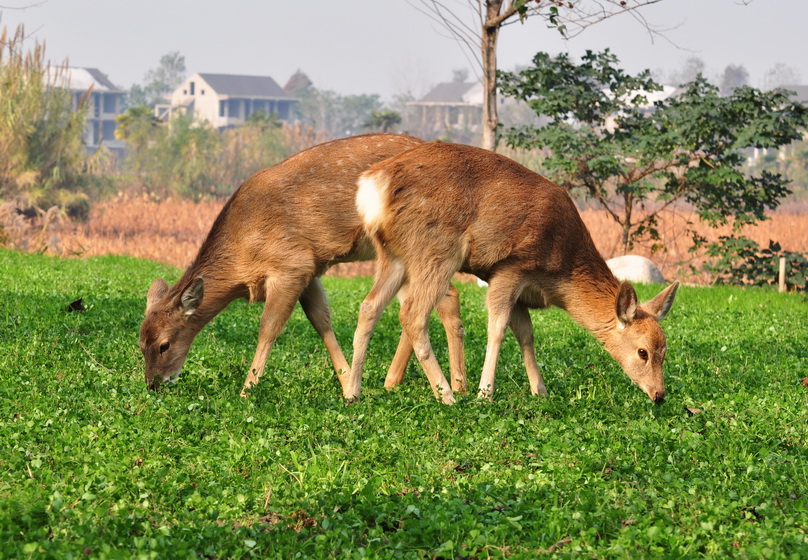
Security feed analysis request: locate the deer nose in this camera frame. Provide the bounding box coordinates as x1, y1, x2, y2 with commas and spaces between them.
652, 390, 665, 404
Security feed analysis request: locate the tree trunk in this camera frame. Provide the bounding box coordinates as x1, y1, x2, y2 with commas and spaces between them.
481, 2, 502, 151
621, 193, 633, 255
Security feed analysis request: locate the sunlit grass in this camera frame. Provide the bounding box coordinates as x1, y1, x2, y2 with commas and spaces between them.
1, 249, 806, 558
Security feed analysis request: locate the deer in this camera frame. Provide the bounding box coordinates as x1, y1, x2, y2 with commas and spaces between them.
138, 134, 467, 401
347, 141, 679, 404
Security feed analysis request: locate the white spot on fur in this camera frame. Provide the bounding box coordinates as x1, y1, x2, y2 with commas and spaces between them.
356, 171, 388, 234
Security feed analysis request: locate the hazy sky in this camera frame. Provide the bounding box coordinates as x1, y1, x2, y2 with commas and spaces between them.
1, 0, 806, 101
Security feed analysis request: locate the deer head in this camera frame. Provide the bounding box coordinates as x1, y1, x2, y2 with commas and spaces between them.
604, 281, 680, 403
139, 277, 205, 390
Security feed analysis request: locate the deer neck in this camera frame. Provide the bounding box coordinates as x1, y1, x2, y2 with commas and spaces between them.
172, 260, 243, 327
557, 257, 621, 344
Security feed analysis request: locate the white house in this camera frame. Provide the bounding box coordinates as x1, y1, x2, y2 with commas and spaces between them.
50, 67, 126, 154
163, 72, 298, 129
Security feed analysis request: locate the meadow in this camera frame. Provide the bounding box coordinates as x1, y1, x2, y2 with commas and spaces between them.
1, 249, 806, 559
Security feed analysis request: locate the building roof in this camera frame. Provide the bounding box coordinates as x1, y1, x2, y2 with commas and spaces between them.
284, 70, 313, 94
49, 67, 122, 92
198, 73, 293, 99
415, 82, 482, 105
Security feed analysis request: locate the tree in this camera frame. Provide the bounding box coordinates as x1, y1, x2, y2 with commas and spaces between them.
719, 63, 749, 96
499, 49, 808, 253
762, 63, 802, 91
668, 56, 706, 86
128, 51, 186, 107
365, 110, 402, 133
417, 0, 665, 150
116, 110, 293, 199
294, 88, 383, 139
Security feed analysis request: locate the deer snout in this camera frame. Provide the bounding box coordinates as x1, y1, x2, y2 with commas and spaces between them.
646, 387, 665, 404
640, 384, 665, 404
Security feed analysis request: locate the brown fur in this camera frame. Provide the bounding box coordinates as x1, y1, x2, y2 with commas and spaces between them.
348, 142, 679, 403
138, 134, 467, 398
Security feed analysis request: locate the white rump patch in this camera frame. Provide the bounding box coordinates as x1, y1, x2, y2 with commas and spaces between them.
356, 171, 389, 233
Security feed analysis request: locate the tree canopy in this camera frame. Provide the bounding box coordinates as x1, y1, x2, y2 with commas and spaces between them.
417, 0, 665, 150
499, 49, 808, 253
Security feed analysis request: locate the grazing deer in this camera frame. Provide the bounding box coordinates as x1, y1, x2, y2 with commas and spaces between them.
348, 142, 679, 403
139, 134, 466, 399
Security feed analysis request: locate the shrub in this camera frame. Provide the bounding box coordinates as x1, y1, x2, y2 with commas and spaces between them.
703, 235, 807, 291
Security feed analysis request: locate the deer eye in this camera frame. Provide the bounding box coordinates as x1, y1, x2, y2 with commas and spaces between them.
638, 348, 649, 362
159, 342, 170, 354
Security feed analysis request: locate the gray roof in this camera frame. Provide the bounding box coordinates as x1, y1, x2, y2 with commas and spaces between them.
199, 73, 293, 99
84, 68, 121, 91
418, 82, 478, 104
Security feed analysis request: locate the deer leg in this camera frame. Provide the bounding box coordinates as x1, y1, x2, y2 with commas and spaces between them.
386, 285, 466, 393
398, 270, 456, 405
435, 284, 467, 393
383, 284, 414, 390
299, 277, 351, 392
347, 257, 406, 401
384, 331, 414, 390
509, 303, 547, 396
241, 275, 308, 398
477, 275, 520, 399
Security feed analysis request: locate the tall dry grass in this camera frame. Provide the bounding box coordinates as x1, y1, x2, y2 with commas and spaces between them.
5, 195, 807, 284
57, 194, 225, 268
579, 204, 808, 283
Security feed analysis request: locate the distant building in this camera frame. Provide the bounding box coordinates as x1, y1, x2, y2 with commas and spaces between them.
403, 81, 483, 141
50, 67, 126, 155
283, 70, 313, 95
161, 72, 298, 129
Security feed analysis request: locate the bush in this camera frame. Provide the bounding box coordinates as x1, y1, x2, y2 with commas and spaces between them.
0, 25, 97, 208
703, 235, 807, 291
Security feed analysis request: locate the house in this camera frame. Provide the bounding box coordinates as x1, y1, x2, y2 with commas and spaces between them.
163, 72, 298, 129
403, 81, 483, 141
50, 67, 126, 155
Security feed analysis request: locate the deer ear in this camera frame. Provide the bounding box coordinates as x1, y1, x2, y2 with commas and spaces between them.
179, 277, 204, 319
146, 278, 169, 312
615, 281, 638, 328
642, 281, 679, 321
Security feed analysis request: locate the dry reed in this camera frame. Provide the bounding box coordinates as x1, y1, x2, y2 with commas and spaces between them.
7, 195, 806, 285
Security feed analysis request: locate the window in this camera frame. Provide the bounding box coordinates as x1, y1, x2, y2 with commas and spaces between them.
103, 94, 117, 114
103, 120, 117, 141
190, 82, 195, 95
228, 99, 241, 118
219, 100, 226, 117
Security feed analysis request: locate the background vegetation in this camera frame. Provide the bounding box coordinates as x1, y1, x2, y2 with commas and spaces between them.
0, 26, 110, 217
1, 249, 806, 558
3, 25, 806, 289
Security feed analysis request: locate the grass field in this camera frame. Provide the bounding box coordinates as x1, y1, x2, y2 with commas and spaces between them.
1, 249, 807, 559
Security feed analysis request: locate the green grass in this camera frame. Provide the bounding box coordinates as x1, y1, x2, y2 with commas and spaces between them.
1, 248, 806, 559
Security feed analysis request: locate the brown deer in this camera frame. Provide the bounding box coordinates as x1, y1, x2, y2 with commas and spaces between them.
139, 134, 467, 400
348, 141, 679, 403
